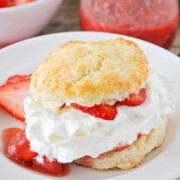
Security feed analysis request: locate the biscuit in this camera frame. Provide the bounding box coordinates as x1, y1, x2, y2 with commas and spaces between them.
75, 116, 167, 170
30, 38, 149, 111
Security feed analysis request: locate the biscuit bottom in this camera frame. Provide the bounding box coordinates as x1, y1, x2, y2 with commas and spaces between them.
74, 116, 167, 170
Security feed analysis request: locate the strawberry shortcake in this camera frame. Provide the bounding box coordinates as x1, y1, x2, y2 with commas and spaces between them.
1, 38, 176, 174
24, 38, 175, 170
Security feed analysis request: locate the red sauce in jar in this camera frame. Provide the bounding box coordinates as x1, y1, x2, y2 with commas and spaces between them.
2, 128, 70, 177
80, 0, 179, 49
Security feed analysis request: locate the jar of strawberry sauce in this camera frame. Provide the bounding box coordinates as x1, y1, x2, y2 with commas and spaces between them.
79, 0, 179, 49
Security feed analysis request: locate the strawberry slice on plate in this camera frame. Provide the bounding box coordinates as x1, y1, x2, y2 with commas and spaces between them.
7, 130, 37, 161
71, 103, 117, 120
32, 156, 63, 175
0, 0, 9, 7
0, 79, 30, 121
116, 88, 146, 106
6, 74, 31, 84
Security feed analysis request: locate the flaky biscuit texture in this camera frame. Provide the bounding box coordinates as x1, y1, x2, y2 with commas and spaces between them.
30, 38, 149, 111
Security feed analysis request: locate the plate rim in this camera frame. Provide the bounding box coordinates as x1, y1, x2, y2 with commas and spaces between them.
0, 31, 180, 180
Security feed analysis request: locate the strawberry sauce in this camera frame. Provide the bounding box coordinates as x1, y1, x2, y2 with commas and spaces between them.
0, 0, 35, 8
80, 0, 179, 49
2, 128, 70, 177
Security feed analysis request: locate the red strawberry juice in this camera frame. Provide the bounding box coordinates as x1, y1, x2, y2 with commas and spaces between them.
79, 0, 179, 49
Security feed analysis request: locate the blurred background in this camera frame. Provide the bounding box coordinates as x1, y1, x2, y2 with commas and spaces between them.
41, 0, 180, 55
0, 0, 180, 55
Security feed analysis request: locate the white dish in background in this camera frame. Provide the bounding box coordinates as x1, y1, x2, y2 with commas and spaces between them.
0, 32, 180, 180
0, 0, 63, 48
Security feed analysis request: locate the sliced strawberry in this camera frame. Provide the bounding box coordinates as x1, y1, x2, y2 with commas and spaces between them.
7, 130, 37, 161
75, 155, 93, 167
137, 133, 142, 139
6, 74, 31, 84
116, 88, 146, 106
0, 79, 30, 121
32, 156, 62, 175
0, 0, 9, 7
71, 103, 117, 120
0, 0, 34, 7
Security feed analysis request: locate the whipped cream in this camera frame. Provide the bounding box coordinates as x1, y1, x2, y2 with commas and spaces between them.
24, 72, 177, 163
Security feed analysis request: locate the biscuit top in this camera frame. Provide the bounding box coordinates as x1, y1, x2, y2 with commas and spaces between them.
30, 38, 149, 111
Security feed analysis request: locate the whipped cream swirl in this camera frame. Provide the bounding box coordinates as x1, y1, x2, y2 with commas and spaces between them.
24, 72, 177, 163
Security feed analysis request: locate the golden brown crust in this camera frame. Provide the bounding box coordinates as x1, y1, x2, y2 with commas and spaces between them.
30, 38, 149, 110
75, 116, 167, 170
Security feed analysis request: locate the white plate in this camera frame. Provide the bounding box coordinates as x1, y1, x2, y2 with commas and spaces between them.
0, 32, 180, 180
